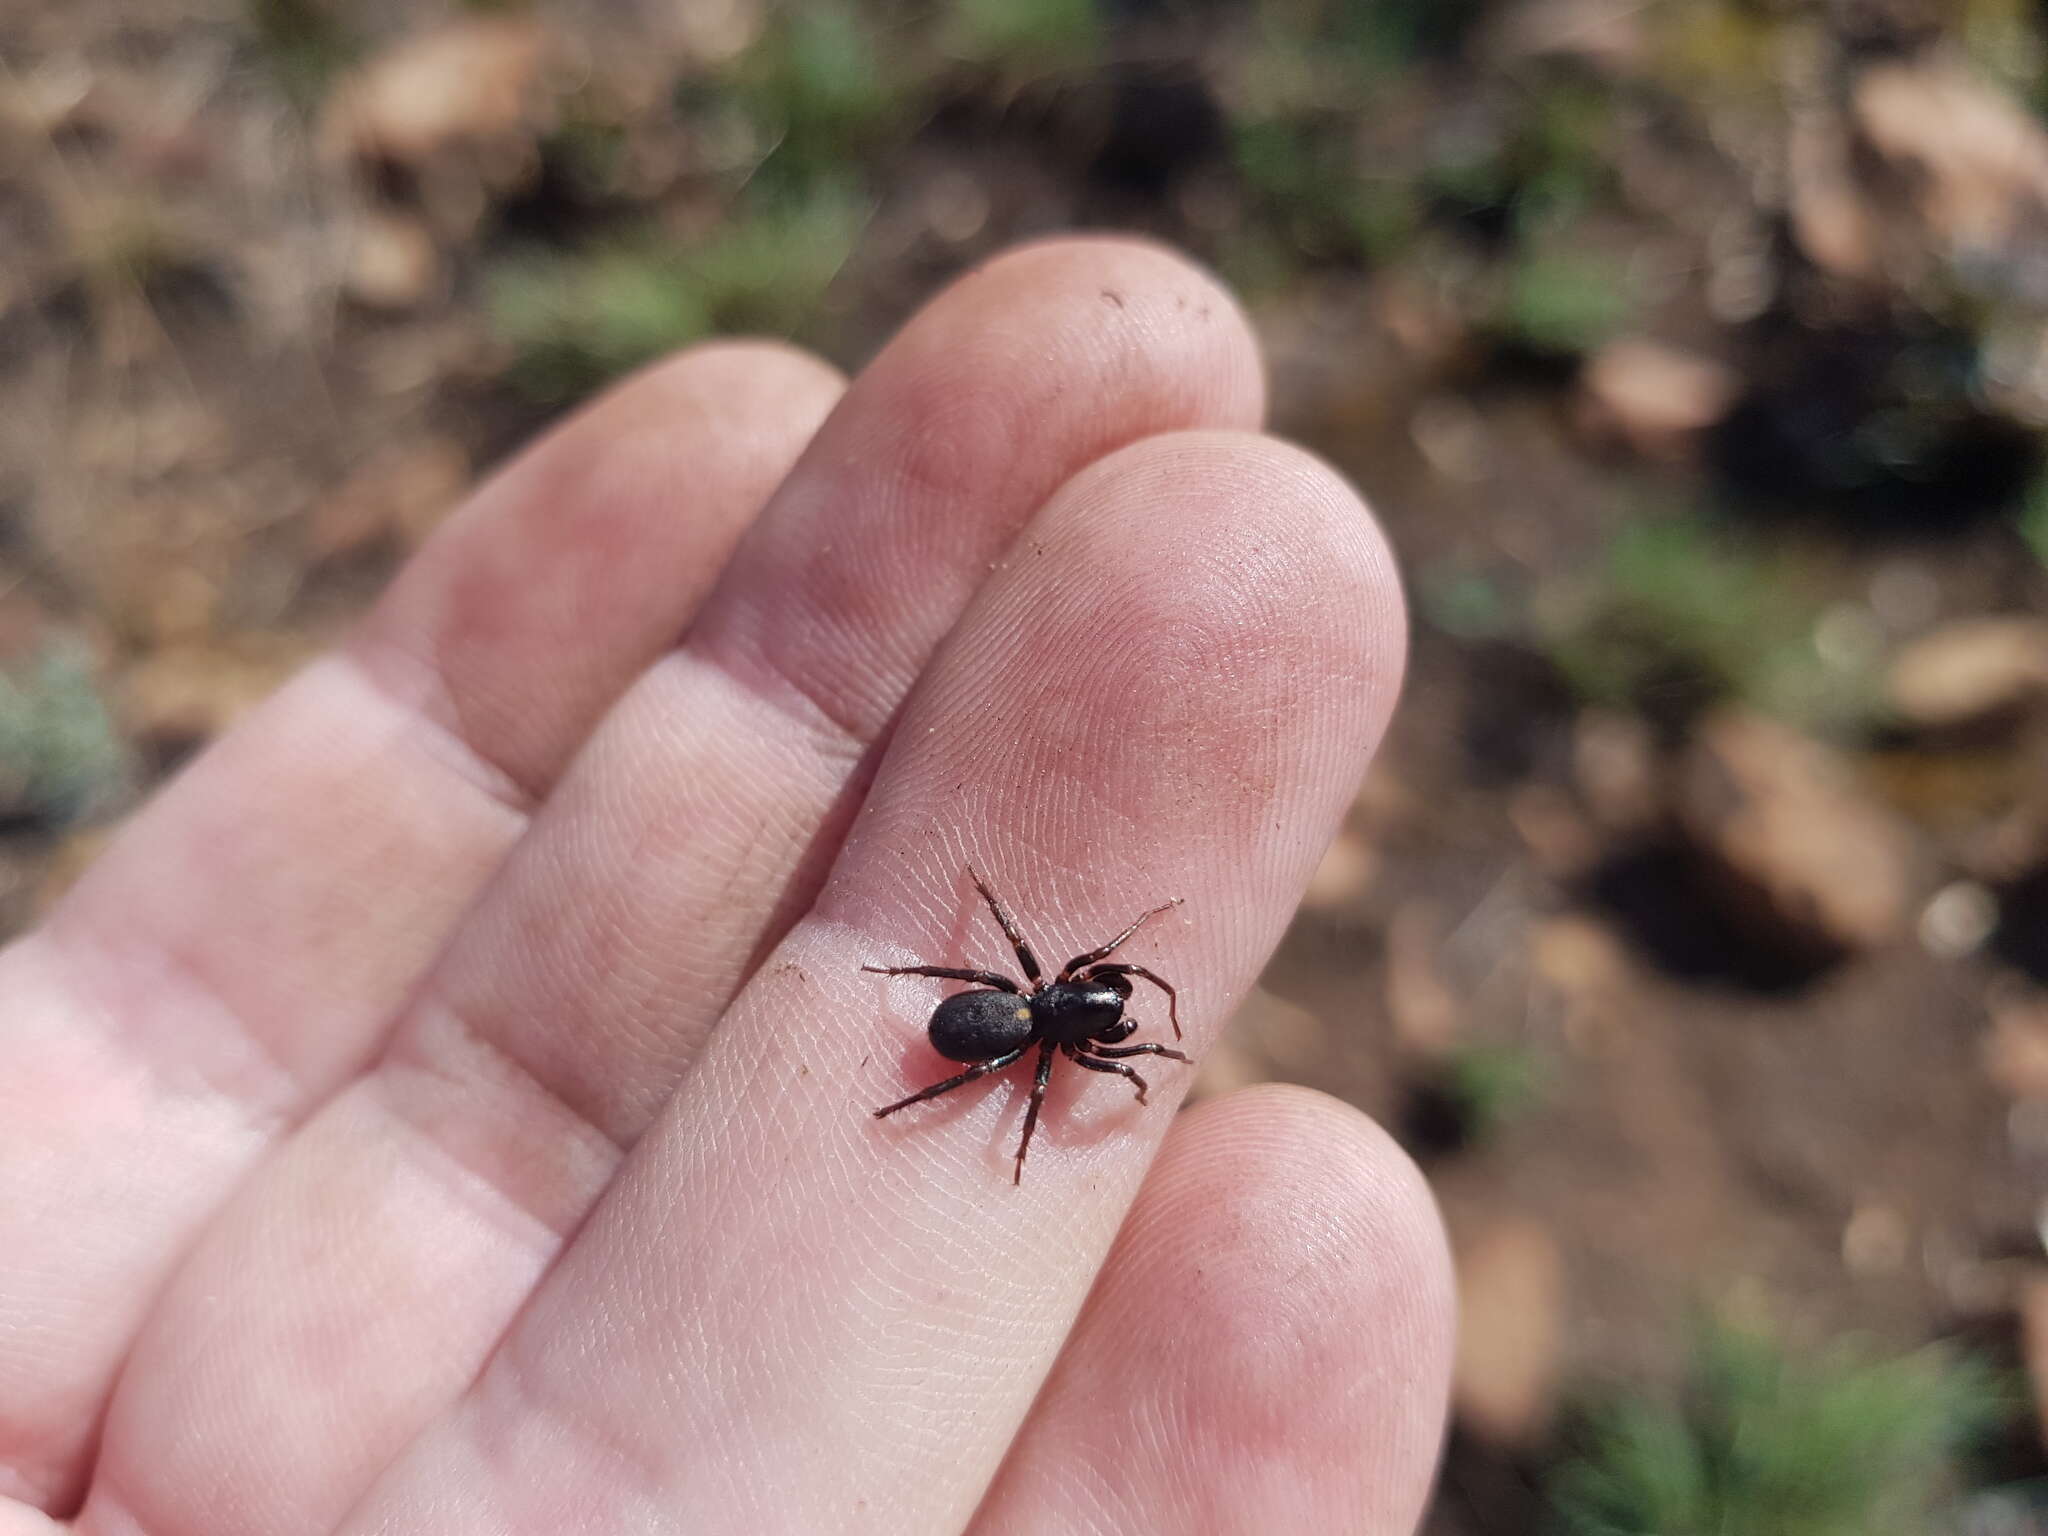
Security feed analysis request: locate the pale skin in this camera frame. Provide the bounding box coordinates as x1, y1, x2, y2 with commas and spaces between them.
0, 238, 1454, 1536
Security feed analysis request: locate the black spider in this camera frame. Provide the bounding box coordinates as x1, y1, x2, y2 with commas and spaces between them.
867, 870, 1188, 1183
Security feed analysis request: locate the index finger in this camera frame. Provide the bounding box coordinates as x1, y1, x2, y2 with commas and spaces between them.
337, 428, 1404, 1534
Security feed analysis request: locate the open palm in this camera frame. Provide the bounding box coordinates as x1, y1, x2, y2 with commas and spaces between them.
0, 239, 1451, 1536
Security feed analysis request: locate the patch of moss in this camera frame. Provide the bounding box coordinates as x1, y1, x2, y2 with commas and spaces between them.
1550, 1321, 2008, 1536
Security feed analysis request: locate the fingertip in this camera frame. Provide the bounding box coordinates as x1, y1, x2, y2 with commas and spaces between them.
1151, 1086, 1455, 1525
486, 336, 847, 483
952, 233, 1265, 417
607, 338, 848, 421
1057, 428, 1407, 703
537, 341, 848, 489
880, 237, 1267, 459
357, 334, 847, 797
891, 429, 1405, 952
976, 1084, 1452, 1535
1171, 1080, 1437, 1212
1131, 1083, 1455, 1420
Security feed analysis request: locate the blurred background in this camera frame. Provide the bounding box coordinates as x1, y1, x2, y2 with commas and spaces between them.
6, 0, 2048, 1528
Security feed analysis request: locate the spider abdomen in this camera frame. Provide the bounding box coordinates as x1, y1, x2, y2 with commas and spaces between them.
930, 988, 1036, 1062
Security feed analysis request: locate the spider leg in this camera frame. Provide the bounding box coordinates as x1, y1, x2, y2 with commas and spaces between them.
1067, 1050, 1153, 1105
1088, 1041, 1192, 1064
969, 867, 1044, 986
1012, 1040, 1057, 1184
1057, 900, 1182, 981
861, 964, 1020, 992
1079, 963, 1182, 1038
873, 1047, 1027, 1118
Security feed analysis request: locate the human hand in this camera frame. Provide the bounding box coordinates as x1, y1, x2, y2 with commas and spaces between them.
0, 239, 1452, 1535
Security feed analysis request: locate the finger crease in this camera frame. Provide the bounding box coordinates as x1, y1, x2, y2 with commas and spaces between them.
479, 1322, 678, 1519
37, 923, 305, 1137
689, 628, 883, 769
372, 994, 628, 1246
342, 639, 546, 817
